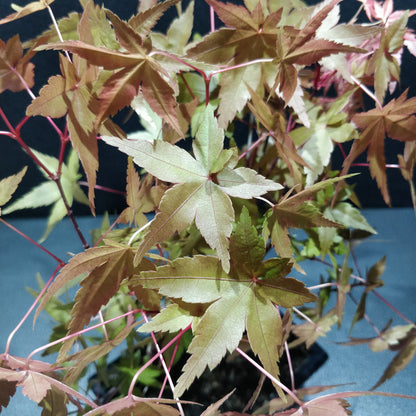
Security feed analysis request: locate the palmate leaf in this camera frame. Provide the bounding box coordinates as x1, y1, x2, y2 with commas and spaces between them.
35, 241, 153, 360
37, 3, 182, 136
0, 34, 35, 93
0, 0, 55, 24
263, 176, 347, 262
63, 317, 137, 385
0, 166, 27, 214
341, 90, 416, 205
103, 106, 281, 272
83, 396, 180, 416
1, 149, 88, 241
136, 211, 316, 398
26, 54, 104, 212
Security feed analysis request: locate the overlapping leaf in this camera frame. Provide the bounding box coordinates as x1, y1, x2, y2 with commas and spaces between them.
263, 177, 347, 263
135, 207, 316, 398
0, 35, 35, 93
186, 0, 363, 126
341, 90, 416, 205
35, 241, 153, 360
0, 166, 27, 215
103, 105, 282, 272
1, 149, 88, 241
0, 0, 55, 24
36, 2, 182, 136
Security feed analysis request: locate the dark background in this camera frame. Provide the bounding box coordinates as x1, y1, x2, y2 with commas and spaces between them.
0, 0, 415, 217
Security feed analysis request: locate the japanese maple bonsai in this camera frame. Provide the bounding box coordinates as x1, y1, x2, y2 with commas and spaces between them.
0, 0, 415, 415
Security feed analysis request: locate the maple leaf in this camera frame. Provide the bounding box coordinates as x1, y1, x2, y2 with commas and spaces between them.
36, 2, 183, 136
103, 105, 282, 272
186, 0, 363, 126
0, 0, 55, 24
0, 34, 35, 93
119, 158, 166, 227
247, 84, 307, 179
135, 207, 316, 398
1, 149, 88, 241
372, 327, 416, 390
290, 92, 358, 187
263, 176, 346, 264
291, 311, 338, 349
366, 11, 408, 103
63, 316, 137, 385
341, 90, 416, 205
83, 396, 180, 416
0, 166, 27, 215
36, 241, 153, 360
37, 386, 68, 416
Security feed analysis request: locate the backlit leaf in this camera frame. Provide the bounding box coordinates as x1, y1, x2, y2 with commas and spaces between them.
135, 251, 315, 397
104, 106, 281, 272
342, 90, 416, 205
0, 0, 55, 24
0, 35, 35, 93
19, 371, 51, 403
0, 166, 27, 211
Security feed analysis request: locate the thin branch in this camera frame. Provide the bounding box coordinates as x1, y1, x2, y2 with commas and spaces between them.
0, 217, 65, 266
236, 347, 304, 407
284, 341, 296, 391
141, 311, 185, 416
127, 324, 192, 398
350, 74, 383, 109
45, 3, 72, 63
4, 264, 63, 355
26, 309, 143, 361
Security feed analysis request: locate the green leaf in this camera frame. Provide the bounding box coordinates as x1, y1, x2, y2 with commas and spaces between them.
174, 284, 252, 398
136, 253, 315, 397
327, 202, 377, 234
217, 166, 283, 198
103, 136, 206, 183
229, 206, 265, 277
192, 104, 225, 173
1, 149, 87, 241
135, 255, 234, 304
138, 303, 194, 334
0, 166, 27, 211
105, 106, 281, 272
246, 290, 283, 394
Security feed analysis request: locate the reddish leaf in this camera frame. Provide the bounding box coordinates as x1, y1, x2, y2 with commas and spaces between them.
19, 372, 51, 403
0, 379, 17, 412
0, 0, 55, 24
0, 35, 35, 93
342, 90, 416, 205
83, 396, 180, 416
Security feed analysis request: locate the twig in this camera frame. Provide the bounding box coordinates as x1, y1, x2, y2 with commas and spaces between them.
236, 347, 304, 407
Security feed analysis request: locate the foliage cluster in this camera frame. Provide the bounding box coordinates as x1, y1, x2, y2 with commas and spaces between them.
0, 0, 416, 414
